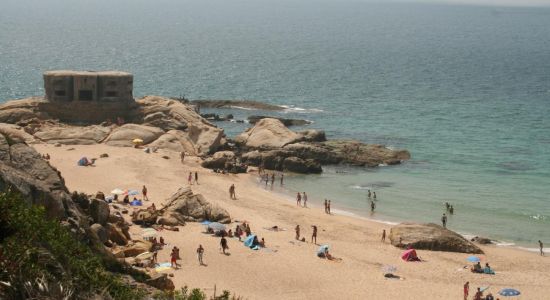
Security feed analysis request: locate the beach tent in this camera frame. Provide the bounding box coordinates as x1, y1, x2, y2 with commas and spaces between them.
244, 234, 257, 248
77, 157, 89, 166
130, 199, 142, 206
401, 249, 418, 261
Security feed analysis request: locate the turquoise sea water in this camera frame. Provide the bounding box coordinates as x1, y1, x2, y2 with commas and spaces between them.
1, 0, 549, 247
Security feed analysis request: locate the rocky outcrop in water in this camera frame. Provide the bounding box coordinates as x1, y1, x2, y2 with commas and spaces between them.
248, 115, 312, 126
389, 223, 483, 254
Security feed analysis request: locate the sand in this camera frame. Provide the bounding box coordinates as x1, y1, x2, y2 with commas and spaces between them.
34, 144, 550, 299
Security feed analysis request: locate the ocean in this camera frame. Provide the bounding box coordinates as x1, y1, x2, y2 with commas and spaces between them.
1, 0, 549, 248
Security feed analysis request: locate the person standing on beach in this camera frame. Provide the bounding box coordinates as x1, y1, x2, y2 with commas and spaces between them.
370, 200, 376, 212
311, 225, 318, 244
368, 190, 371, 199
271, 173, 275, 185
296, 192, 302, 206
220, 236, 229, 254
295, 225, 300, 240
373, 192, 377, 200
328, 200, 331, 214
441, 213, 448, 228
303, 192, 308, 208
229, 184, 236, 199
539, 240, 544, 256
280, 173, 284, 185
180, 151, 185, 163
324, 199, 328, 213
463, 282, 469, 300
188, 172, 193, 185
381, 229, 386, 242
197, 244, 205, 265
195, 171, 199, 184
142, 185, 148, 201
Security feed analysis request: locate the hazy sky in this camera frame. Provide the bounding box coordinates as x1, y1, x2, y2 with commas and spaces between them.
404, 0, 550, 6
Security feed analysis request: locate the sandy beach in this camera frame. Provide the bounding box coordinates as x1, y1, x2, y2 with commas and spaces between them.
33, 143, 550, 299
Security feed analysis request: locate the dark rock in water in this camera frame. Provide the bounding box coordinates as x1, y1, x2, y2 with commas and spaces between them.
192, 99, 285, 111
248, 115, 312, 127
283, 157, 322, 174
389, 223, 483, 254
321, 140, 411, 167
222, 114, 234, 120
471, 236, 492, 245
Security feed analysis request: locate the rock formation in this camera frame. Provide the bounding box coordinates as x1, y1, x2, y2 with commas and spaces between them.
389, 223, 483, 254
158, 187, 231, 225
247, 115, 312, 126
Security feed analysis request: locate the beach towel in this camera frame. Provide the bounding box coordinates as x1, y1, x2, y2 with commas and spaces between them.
154, 262, 172, 272
130, 200, 142, 206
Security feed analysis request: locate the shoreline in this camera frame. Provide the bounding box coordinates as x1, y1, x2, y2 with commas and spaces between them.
32, 143, 550, 299
253, 171, 545, 254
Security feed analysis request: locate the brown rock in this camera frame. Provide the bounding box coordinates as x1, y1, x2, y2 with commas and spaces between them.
89, 199, 110, 226
282, 157, 322, 174
201, 151, 236, 169
104, 124, 164, 147
389, 223, 483, 254
122, 240, 152, 257
132, 209, 159, 226
90, 223, 108, 243
33, 124, 111, 145
146, 273, 175, 291
106, 223, 128, 246
235, 118, 300, 149
160, 187, 231, 224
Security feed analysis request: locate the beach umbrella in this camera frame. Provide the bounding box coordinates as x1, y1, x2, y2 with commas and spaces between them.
499, 288, 520, 297
127, 189, 140, 196
132, 138, 144, 145
207, 222, 226, 232
467, 256, 481, 263
317, 244, 330, 255
111, 188, 124, 195
135, 252, 154, 260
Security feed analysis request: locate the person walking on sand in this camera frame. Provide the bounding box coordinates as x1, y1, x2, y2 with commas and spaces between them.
229, 184, 236, 199
142, 185, 148, 201
328, 200, 331, 214
441, 213, 447, 228
197, 244, 204, 265
368, 189, 371, 199
295, 225, 300, 240
324, 199, 328, 213
303, 192, 308, 208
370, 200, 376, 212
195, 171, 199, 184
539, 240, 545, 256
381, 229, 386, 242
188, 172, 193, 185
463, 281, 469, 300
220, 236, 229, 254
296, 192, 301, 206
311, 225, 317, 244
280, 173, 284, 185
180, 151, 185, 163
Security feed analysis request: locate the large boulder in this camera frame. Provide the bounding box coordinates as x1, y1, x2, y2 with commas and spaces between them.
297, 129, 326, 142
389, 223, 483, 254
122, 240, 152, 257
0, 123, 37, 144
33, 125, 111, 145
132, 209, 159, 226
146, 274, 175, 291
241, 149, 294, 170
0, 132, 79, 221
321, 140, 411, 167
89, 199, 110, 226
135, 96, 224, 155
160, 187, 231, 224
201, 151, 236, 169
283, 143, 340, 164
282, 157, 322, 174
235, 118, 300, 149
105, 223, 128, 246
90, 223, 108, 243
104, 124, 164, 147
0, 98, 45, 123
148, 130, 197, 154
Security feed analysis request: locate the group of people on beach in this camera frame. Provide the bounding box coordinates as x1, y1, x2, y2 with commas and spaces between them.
259, 170, 284, 187
296, 192, 308, 207
294, 224, 319, 244
464, 282, 500, 300
188, 171, 199, 185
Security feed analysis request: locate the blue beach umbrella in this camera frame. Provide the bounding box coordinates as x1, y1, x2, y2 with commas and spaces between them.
499, 288, 520, 297
201, 220, 212, 225
467, 256, 481, 263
